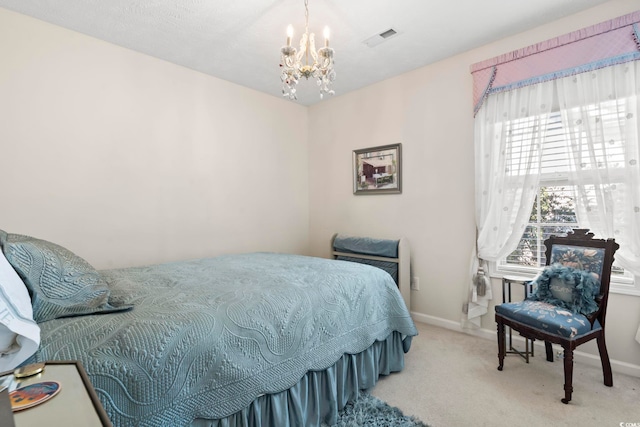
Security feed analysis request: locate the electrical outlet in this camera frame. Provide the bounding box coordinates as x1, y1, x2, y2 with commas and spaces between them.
411, 276, 420, 291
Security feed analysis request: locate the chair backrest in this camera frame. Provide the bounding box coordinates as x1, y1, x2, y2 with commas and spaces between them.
543, 229, 619, 326
549, 244, 606, 278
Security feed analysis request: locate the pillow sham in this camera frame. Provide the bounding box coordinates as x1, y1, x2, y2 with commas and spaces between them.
0, 229, 123, 323
0, 245, 40, 371
529, 264, 601, 316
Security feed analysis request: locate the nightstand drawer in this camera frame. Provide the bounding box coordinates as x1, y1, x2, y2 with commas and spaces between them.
1, 361, 111, 427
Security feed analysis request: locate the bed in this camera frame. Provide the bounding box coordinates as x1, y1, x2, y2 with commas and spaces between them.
0, 230, 417, 427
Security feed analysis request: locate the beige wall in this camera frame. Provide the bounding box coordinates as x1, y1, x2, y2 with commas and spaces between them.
1, 0, 638, 373
0, 7, 309, 269
308, 0, 640, 371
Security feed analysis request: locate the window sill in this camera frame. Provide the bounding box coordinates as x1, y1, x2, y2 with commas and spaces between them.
489, 264, 640, 297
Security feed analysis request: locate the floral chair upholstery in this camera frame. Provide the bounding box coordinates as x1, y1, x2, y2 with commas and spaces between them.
495, 229, 619, 404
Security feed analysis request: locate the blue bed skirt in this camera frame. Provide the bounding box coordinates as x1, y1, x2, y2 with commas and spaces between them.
194, 332, 412, 427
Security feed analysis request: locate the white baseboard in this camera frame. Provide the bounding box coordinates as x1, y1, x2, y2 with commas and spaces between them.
411, 311, 640, 378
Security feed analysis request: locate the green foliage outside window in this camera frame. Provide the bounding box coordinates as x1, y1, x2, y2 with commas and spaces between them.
507, 186, 577, 268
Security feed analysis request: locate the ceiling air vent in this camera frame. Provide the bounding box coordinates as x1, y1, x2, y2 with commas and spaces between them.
379, 29, 397, 39
363, 28, 400, 48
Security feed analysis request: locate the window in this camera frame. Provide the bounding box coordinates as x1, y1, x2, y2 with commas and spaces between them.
494, 109, 638, 295
504, 185, 577, 270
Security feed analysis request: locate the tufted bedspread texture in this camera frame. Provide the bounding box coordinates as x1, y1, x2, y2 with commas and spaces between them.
27, 253, 417, 426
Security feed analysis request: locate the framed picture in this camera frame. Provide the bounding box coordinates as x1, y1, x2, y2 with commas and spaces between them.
353, 143, 402, 195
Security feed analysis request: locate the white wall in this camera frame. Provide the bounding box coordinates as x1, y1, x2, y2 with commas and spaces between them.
307, 0, 640, 371
0, 8, 309, 269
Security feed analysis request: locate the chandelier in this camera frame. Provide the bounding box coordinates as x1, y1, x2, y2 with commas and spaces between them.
280, 0, 335, 100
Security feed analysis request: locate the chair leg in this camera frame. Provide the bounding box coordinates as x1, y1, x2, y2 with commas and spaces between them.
545, 341, 553, 362
497, 320, 505, 371
597, 334, 613, 387
561, 347, 573, 404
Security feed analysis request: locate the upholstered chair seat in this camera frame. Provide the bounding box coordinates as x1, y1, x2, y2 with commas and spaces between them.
495, 301, 601, 339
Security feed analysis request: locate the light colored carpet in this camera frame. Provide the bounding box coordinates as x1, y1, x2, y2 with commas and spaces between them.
371, 321, 640, 427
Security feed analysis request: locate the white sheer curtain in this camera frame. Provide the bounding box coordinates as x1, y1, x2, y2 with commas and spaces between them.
556, 61, 640, 343
467, 79, 556, 327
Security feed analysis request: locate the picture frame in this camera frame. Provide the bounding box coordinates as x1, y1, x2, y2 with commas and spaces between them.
353, 143, 402, 195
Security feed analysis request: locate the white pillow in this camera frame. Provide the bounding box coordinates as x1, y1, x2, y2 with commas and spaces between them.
0, 248, 40, 371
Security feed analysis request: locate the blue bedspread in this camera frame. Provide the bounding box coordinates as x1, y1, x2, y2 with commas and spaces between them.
29, 253, 417, 426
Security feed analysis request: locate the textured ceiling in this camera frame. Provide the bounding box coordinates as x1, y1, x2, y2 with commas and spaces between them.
0, 0, 611, 106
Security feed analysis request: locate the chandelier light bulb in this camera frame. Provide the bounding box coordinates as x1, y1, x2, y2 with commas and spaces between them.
323, 26, 330, 47
286, 25, 293, 46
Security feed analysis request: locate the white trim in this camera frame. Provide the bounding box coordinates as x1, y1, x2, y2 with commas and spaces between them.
411, 311, 640, 378
491, 262, 640, 297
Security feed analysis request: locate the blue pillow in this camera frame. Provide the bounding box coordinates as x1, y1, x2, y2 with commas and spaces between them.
529, 264, 601, 316
0, 230, 127, 322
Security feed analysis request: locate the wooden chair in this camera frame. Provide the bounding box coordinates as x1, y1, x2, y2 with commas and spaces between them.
495, 229, 619, 403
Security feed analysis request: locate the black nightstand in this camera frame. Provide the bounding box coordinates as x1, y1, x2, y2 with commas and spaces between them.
502, 275, 535, 363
